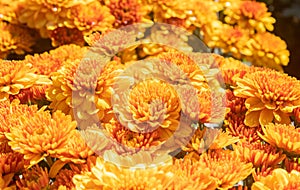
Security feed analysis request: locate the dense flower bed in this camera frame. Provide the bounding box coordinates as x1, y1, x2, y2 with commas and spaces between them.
0, 0, 299, 189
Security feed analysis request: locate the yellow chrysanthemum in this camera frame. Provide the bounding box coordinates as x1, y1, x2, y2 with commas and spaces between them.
66, 1, 115, 35
234, 70, 300, 127
233, 141, 286, 168
247, 32, 290, 67
198, 149, 253, 189
17, 0, 94, 37
0, 0, 19, 23
5, 110, 77, 166
258, 123, 300, 156
0, 60, 50, 101
73, 157, 174, 190
252, 168, 300, 190
203, 21, 251, 59
16, 165, 50, 190
0, 21, 37, 58
224, 1, 276, 33
171, 159, 218, 190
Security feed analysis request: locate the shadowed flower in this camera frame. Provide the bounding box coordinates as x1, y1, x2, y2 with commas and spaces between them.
258, 123, 300, 156
10, 84, 49, 105
198, 149, 253, 189
0, 21, 37, 58
0, 173, 15, 190
247, 32, 290, 67
252, 168, 300, 190
5, 110, 77, 166
104, 0, 151, 28
0, 60, 51, 101
16, 165, 50, 190
293, 107, 300, 124
66, 1, 115, 35
50, 167, 81, 190
49, 27, 85, 47
224, 1, 276, 33
73, 157, 174, 189
234, 70, 300, 127
0, 152, 27, 175
171, 159, 218, 190
233, 141, 286, 168
285, 157, 300, 173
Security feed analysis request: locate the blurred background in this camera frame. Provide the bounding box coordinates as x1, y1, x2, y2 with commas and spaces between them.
263, 0, 300, 79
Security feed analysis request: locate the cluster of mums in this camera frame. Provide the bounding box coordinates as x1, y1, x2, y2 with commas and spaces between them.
0, 0, 300, 190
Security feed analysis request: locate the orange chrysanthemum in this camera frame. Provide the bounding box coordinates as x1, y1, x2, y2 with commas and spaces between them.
258, 123, 300, 156
0, 21, 37, 58
73, 157, 174, 189
10, 84, 49, 105
5, 110, 77, 166
233, 141, 286, 168
198, 149, 253, 189
46, 58, 122, 128
104, 0, 151, 28
0, 100, 38, 142
49, 27, 85, 47
0, 60, 50, 101
66, 1, 115, 35
252, 168, 300, 190
53, 130, 94, 164
247, 32, 290, 67
0, 152, 27, 175
293, 107, 300, 124
234, 70, 300, 127
50, 167, 80, 190
171, 159, 218, 190
17, 0, 94, 37
224, 1, 276, 33
16, 165, 50, 190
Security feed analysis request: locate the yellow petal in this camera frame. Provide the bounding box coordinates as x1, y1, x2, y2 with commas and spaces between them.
245, 97, 265, 111
244, 111, 261, 127
259, 109, 274, 126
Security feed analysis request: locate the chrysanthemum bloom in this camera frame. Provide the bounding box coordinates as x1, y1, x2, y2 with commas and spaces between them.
0, 21, 37, 58
50, 167, 81, 190
0, 173, 15, 190
0, 60, 51, 101
73, 157, 174, 190
103, 118, 161, 149
10, 84, 49, 105
65, 1, 115, 35
24, 44, 87, 76
252, 168, 300, 190
219, 57, 250, 87
104, 0, 151, 28
234, 70, 300, 127
224, 1, 276, 33
258, 123, 300, 156
113, 78, 181, 141
203, 21, 251, 59
16, 165, 50, 190
17, 0, 94, 37
233, 141, 286, 168
49, 27, 85, 47
198, 149, 253, 189
252, 166, 275, 182
0, 152, 27, 175
247, 32, 290, 67
5, 110, 77, 166
171, 159, 217, 190
53, 130, 95, 164
285, 157, 300, 173
0, 100, 38, 142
